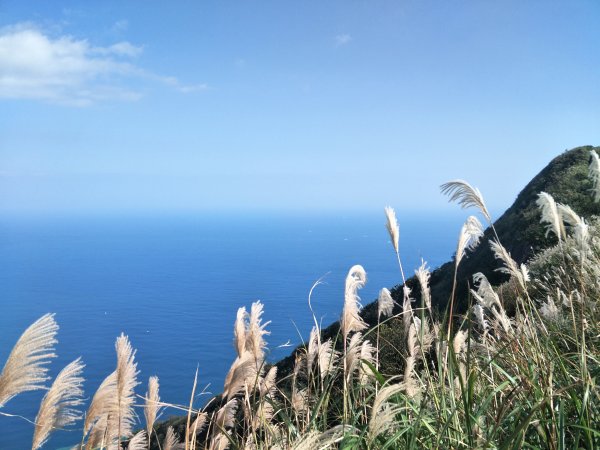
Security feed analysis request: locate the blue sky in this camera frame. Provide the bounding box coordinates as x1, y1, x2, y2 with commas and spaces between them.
1, 1, 599, 214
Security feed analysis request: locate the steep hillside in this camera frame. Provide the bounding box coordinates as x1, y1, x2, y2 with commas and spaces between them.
155, 145, 600, 443
275, 145, 600, 375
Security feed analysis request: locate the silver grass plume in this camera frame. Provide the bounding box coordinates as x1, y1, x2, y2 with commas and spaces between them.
288, 431, 319, 450
452, 330, 468, 357
471, 273, 512, 333
245, 301, 271, 365
415, 261, 432, 315
384, 206, 400, 253
358, 339, 375, 385
369, 383, 404, 439
452, 331, 468, 397
415, 318, 434, 355
537, 192, 565, 241
114, 333, 140, 441
222, 351, 257, 400
306, 326, 319, 376
189, 413, 208, 441
558, 203, 583, 229
83, 370, 117, 439
233, 307, 247, 358
404, 322, 421, 398
558, 204, 590, 257
144, 376, 160, 441
456, 216, 484, 267
210, 399, 238, 450
289, 425, 352, 450
291, 387, 308, 417
472, 273, 501, 309
317, 339, 337, 381
0, 313, 58, 408
260, 366, 277, 398
252, 398, 275, 431
344, 332, 363, 380
489, 240, 526, 289
127, 430, 147, 450
473, 305, 489, 334
292, 353, 304, 389
377, 288, 394, 319
540, 296, 559, 321
574, 219, 590, 257
163, 426, 183, 450
209, 433, 231, 450
440, 179, 492, 223
340, 265, 368, 341
589, 150, 600, 202
32, 358, 85, 450
402, 286, 414, 336
85, 425, 107, 450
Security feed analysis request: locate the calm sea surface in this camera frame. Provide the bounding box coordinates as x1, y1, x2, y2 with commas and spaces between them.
0, 212, 463, 449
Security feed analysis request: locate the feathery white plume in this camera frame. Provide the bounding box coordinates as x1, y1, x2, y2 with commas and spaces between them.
144, 376, 161, 440
473, 305, 488, 333
307, 326, 319, 376
456, 216, 484, 267
127, 430, 147, 450
32, 358, 85, 450
246, 301, 271, 364
377, 288, 394, 319
163, 426, 183, 450
233, 307, 247, 358
402, 286, 414, 336
415, 261, 432, 315
452, 330, 468, 356
358, 339, 375, 385
222, 351, 257, 400
589, 150, 600, 202
340, 265, 368, 341
344, 332, 363, 380
558, 204, 583, 229
472, 273, 501, 309
0, 314, 58, 408
369, 383, 404, 439
440, 179, 492, 223
210, 399, 238, 450
114, 334, 140, 441
404, 322, 421, 398
574, 219, 590, 257
384, 206, 399, 253
537, 192, 565, 241
540, 296, 559, 321
84, 370, 117, 438
291, 388, 308, 417
489, 240, 526, 289
189, 413, 208, 440
260, 366, 278, 398
317, 339, 337, 381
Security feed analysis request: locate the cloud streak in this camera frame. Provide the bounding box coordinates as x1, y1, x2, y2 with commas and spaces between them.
0, 23, 205, 106
334, 33, 352, 47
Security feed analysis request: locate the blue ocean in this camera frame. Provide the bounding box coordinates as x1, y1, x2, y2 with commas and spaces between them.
0, 212, 462, 449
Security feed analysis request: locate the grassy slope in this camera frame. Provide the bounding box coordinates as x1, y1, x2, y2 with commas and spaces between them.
155, 145, 599, 438
275, 145, 600, 376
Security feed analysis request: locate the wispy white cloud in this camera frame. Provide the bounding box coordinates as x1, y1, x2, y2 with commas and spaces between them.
334, 33, 352, 47
159, 75, 208, 93
0, 22, 205, 106
111, 19, 129, 33
92, 41, 143, 58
